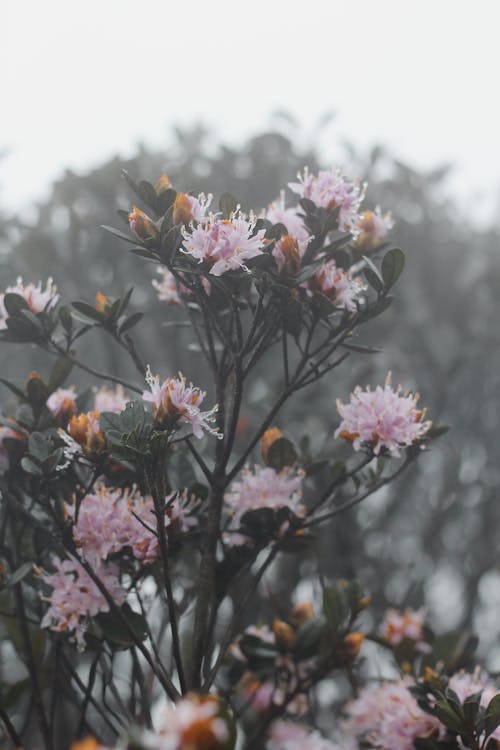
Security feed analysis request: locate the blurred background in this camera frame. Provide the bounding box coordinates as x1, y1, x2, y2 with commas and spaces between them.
3, 0, 500, 664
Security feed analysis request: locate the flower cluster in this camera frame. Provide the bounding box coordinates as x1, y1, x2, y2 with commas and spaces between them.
47, 385, 128, 425
0, 277, 59, 329
46, 387, 77, 423
225, 464, 305, 531
173, 191, 212, 225
380, 606, 426, 645
266, 194, 310, 243
182, 211, 266, 276
38, 556, 125, 650
67, 484, 157, 565
308, 260, 366, 311
335, 373, 431, 456
93, 385, 128, 413
143, 367, 220, 438
66, 484, 197, 566
289, 168, 366, 235
153, 266, 183, 304
342, 677, 440, 750
152, 266, 211, 304
68, 409, 107, 457
355, 207, 394, 251
268, 720, 345, 750
80, 693, 233, 750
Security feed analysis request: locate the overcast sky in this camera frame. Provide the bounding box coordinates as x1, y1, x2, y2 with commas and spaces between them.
3, 0, 500, 224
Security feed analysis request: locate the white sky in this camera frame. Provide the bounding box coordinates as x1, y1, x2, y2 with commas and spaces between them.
3, 0, 500, 224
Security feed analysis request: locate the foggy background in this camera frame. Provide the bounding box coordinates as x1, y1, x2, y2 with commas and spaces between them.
3, 0, 500, 665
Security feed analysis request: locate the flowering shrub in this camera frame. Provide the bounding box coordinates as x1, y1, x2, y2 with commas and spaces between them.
1, 163, 479, 750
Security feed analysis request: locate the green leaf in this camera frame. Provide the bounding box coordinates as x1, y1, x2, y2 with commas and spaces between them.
47, 357, 73, 393
21, 456, 42, 475
96, 603, 149, 649
434, 699, 464, 734
219, 192, 238, 219
381, 247, 405, 289
295, 617, 327, 658
4, 562, 33, 588
3, 293, 30, 316
484, 694, 500, 738
71, 301, 105, 322
266, 438, 298, 470
58, 305, 73, 333
0, 377, 27, 401
119, 312, 144, 335
101, 224, 139, 246
323, 586, 346, 632
121, 171, 159, 215
362, 255, 384, 288
116, 287, 134, 318
364, 267, 384, 293
28, 432, 50, 460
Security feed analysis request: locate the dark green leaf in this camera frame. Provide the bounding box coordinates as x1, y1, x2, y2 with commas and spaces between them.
484, 694, 500, 737
381, 247, 405, 289
323, 587, 346, 632
219, 192, 238, 219
266, 438, 298, 470
3, 293, 30, 316
47, 357, 73, 393
101, 224, 138, 246
119, 312, 144, 335
71, 301, 105, 322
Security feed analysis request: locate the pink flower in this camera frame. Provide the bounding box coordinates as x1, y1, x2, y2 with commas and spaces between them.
335, 373, 431, 457
380, 607, 426, 645
153, 267, 182, 304
225, 464, 305, 529
309, 259, 366, 311
268, 720, 345, 750
289, 168, 366, 235
142, 367, 221, 439
46, 387, 77, 423
342, 678, 440, 750
38, 556, 125, 650
447, 669, 500, 741
266, 195, 310, 244
93, 385, 128, 413
152, 266, 211, 304
184, 192, 213, 223
153, 694, 230, 749
66, 484, 157, 565
356, 207, 394, 251
242, 678, 275, 712
181, 211, 265, 276
0, 277, 59, 329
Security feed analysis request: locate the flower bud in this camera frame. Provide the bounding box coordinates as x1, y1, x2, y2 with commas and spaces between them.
155, 173, 172, 195
261, 427, 283, 464
355, 208, 393, 252
95, 291, 113, 316
69, 411, 107, 457
340, 632, 365, 660
290, 601, 315, 627
70, 739, 99, 750
173, 192, 195, 225
275, 235, 302, 275
128, 205, 159, 242
273, 619, 297, 652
